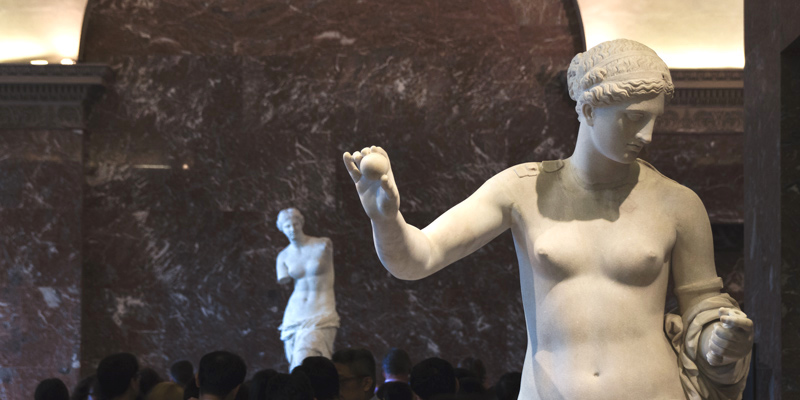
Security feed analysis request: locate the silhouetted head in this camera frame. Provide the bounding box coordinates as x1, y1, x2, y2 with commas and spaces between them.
96, 353, 139, 400
70, 375, 96, 400
295, 356, 339, 400
376, 382, 413, 400
197, 351, 247, 399
409, 358, 457, 400
457, 358, 486, 385
493, 372, 521, 400
35, 378, 69, 400
382, 349, 412, 379
169, 360, 194, 388
333, 348, 376, 400
265, 371, 314, 400
138, 367, 163, 398
248, 369, 279, 400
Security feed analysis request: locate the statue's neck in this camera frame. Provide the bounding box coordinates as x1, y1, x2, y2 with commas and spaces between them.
570, 123, 634, 187
289, 234, 309, 248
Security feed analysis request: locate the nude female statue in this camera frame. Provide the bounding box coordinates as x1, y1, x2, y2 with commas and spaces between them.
275, 208, 340, 370
342, 39, 753, 399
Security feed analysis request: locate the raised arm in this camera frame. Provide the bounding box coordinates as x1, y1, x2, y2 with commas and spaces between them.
343, 146, 514, 280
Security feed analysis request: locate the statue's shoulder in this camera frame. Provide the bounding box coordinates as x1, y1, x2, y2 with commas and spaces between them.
313, 236, 333, 250
277, 246, 290, 261
493, 160, 563, 202
490, 163, 540, 192
637, 159, 682, 188
637, 159, 704, 210
506, 159, 564, 180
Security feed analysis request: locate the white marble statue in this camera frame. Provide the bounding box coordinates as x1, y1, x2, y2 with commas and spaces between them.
275, 208, 340, 371
343, 39, 753, 399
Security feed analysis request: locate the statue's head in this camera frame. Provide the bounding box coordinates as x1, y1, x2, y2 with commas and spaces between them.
276, 208, 305, 239
567, 39, 674, 121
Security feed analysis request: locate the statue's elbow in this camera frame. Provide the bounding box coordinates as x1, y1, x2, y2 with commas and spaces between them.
390, 270, 418, 281
384, 264, 426, 281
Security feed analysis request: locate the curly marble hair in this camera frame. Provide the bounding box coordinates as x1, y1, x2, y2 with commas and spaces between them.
276, 207, 304, 229
567, 39, 674, 118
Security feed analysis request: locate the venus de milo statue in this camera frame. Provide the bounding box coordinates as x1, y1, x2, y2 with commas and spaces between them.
275, 208, 340, 371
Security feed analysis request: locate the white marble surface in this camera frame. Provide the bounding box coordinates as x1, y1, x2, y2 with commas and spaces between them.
275, 208, 340, 370
344, 40, 753, 399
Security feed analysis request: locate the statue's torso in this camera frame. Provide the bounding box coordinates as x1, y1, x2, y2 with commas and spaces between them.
504, 160, 686, 399
280, 237, 337, 325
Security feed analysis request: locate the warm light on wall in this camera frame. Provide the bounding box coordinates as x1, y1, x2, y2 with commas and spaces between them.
0, 0, 89, 64
576, 0, 744, 68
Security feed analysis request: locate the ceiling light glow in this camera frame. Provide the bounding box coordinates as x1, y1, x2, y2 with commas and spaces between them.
576, 0, 744, 69
0, 1, 89, 64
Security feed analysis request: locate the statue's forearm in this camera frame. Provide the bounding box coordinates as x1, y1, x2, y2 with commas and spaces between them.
371, 212, 435, 280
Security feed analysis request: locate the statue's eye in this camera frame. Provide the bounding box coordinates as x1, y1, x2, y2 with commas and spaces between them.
627, 112, 644, 122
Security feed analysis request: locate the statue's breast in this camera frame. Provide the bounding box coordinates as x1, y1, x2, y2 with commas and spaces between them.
530, 219, 669, 287
287, 245, 330, 279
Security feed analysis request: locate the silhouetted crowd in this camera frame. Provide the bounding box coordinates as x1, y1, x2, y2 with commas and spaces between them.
33, 348, 522, 400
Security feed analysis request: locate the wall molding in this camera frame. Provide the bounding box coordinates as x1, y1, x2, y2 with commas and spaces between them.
659, 68, 744, 134
0, 64, 110, 130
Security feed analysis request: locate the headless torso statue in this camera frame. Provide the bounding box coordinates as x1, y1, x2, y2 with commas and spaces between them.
343, 39, 753, 399
275, 208, 340, 371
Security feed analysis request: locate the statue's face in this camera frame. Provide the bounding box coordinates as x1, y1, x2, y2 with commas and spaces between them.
280, 215, 304, 241
587, 92, 665, 164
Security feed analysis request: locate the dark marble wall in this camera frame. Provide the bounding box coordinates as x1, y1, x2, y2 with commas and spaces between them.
79, 0, 584, 384
780, 36, 800, 397
0, 130, 83, 398
645, 132, 744, 224
744, 0, 800, 398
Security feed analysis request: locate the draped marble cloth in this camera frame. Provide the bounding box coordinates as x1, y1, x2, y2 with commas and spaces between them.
280, 312, 340, 369
665, 277, 751, 399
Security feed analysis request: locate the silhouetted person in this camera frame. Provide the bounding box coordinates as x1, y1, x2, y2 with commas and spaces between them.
234, 384, 249, 400
381, 349, 411, 384
35, 378, 70, 400
493, 373, 520, 400
452, 369, 476, 381
456, 377, 485, 396
139, 367, 164, 398
196, 351, 247, 400
169, 361, 194, 389
96, 353, 140, 400
145, 382, 183, 400
453, 368, 484, 396
376, 382, 412, 400
248, 369, 279, 400
295, 356, 339, 400
409, 358, 457, 400
183, 377, 199, 400
333, 348, 377, 400
265, 371, 314, 400
71, 375, 96, 400
456, 359, 485, 387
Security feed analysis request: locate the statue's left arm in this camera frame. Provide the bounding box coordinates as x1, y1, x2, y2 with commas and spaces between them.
276, 252, 292, 285
670, 187, 753, 396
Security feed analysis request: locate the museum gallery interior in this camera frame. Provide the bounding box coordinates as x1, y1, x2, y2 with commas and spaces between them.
0, 0, 798, 399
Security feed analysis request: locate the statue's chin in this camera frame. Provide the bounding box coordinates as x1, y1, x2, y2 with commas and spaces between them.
616, 150, 642, 164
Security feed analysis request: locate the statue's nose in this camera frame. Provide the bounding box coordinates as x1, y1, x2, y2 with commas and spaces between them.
636, 122, 654, 145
